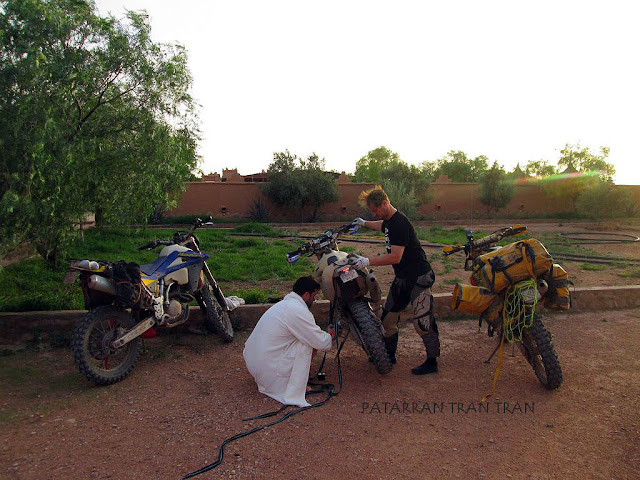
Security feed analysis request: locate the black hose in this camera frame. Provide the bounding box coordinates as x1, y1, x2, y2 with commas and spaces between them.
182, 305, 348, 479
558, 232, 640, 244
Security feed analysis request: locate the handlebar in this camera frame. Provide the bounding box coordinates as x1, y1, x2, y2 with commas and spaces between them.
285, 222, 360, 263
138, 240, 173, 251
138, 217, 213, 251
442, 224, 527, 257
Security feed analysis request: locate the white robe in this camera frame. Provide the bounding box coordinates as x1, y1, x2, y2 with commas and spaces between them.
243, 292, 333, 407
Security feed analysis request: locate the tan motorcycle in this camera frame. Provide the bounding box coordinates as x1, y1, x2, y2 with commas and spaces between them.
287, 223, 392, 374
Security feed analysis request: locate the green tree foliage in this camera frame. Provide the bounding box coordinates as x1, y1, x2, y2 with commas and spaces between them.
0, 0, 199, 266
260, 150, 339, 222
434, 150, 489, 182
479, 161, 515, 215
576, 180, 636, 219
353, 146, 431, 205
383, 179, 420, 220
540, 144, 612, 212
558, 144, 614, 181
524, 160, 557, 178
352, 146, 400, 182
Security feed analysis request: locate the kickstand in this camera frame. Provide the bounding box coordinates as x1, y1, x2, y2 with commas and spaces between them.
484, 333, 503, 363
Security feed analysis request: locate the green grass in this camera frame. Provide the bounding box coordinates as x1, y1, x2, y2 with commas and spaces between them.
580, 263, 607, 271
230, 288, 281, 304
230, 222, 285, 237
619, 267, 640, 278
0, 226, 311, 312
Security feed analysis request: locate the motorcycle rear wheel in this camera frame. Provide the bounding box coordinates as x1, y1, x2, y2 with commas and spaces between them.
348, 300, 393, 375
518, 316, 563, 390
72, 305, 141, 385
200, 284, 234, 342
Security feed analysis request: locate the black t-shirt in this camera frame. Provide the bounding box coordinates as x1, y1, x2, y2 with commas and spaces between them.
382, 210, 431, 279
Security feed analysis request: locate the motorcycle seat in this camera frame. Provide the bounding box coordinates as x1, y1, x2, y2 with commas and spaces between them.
140, 256, 169, 276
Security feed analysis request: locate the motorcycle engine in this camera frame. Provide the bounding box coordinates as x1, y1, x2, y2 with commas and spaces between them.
163, 300, 189, 327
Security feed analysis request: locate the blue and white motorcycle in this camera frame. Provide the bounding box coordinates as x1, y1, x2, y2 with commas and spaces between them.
70, 218, 233, 385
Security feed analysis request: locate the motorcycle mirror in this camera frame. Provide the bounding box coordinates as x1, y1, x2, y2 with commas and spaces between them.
512, 224, 527, 235
442, 245, 458, 255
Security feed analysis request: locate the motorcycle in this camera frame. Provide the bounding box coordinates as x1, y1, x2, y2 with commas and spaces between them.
69, 217, 234, 385
443, 225, 563, 390
286, 223, 392, 374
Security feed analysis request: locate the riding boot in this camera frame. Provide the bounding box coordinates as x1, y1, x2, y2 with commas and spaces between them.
411, 356, 438, 375
383, 333, 398, 364
411, 334, 439, 375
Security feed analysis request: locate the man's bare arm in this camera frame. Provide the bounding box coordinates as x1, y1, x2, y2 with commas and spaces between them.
362, 220, 383, 231
369, 245, 404, 267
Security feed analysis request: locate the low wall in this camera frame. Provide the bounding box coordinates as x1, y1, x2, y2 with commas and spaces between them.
1, 286, 638, 346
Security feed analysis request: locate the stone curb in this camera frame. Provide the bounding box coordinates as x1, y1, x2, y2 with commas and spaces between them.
1, 285, 639, 345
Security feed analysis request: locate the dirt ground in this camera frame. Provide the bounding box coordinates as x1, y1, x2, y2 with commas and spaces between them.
1, 220, 639, 479
1, 308, 639, 479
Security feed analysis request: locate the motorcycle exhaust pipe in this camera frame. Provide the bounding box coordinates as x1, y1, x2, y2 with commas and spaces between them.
88, 274, 116, 295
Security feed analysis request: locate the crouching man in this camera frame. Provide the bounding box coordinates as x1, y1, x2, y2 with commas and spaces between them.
243, 276, 333, 407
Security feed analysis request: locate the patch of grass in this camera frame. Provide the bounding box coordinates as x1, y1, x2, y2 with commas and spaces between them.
230, 223, 284, 237
230, 288, 281, 304
620, 267, 640, 278
0, 411, 16, 423
0, 258, 84, 312
444, 278, 462, 285
439, 264, 453, 275
0, 227, 312, 312
580, 263, 607, 271
416, 226, 473, 245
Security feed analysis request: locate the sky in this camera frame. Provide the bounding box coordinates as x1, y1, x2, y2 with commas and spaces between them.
93, 0, 640, 185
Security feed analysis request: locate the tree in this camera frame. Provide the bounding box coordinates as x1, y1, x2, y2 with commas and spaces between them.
352, 146, 400, 183
525, 160, 557, 178
539, 144, 612, 212
0, 0, 199, 266
434, 150, 488, 182
478, 161, 515, 215
353, 146, 432, 205
576, 180, 635, 219
558, 144, 615, 182
260, 150, 339, 222
383, 179, 420, 220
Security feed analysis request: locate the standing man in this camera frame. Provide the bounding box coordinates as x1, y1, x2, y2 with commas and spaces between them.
243, 276, 333, 407
351, 185, 439, 375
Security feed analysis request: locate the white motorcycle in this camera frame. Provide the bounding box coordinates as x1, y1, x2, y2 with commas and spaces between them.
287, 223, 392, 374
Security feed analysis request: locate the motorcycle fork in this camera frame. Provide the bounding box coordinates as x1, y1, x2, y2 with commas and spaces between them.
201, 262, 228, 312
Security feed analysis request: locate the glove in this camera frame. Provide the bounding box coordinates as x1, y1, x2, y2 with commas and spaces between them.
352, 255, 370, 270
352, 217, 366, 227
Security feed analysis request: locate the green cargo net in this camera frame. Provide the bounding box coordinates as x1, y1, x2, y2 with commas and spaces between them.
503, 279, 537, 343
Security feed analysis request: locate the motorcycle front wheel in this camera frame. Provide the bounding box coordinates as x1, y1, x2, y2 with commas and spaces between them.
200, 284, 234, 342
518, 316, 563, 390
72, 305, 141, 385
348, 300, 393, 375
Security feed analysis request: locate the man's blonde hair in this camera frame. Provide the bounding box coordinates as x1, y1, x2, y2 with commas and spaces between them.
358, 185, 389, 208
